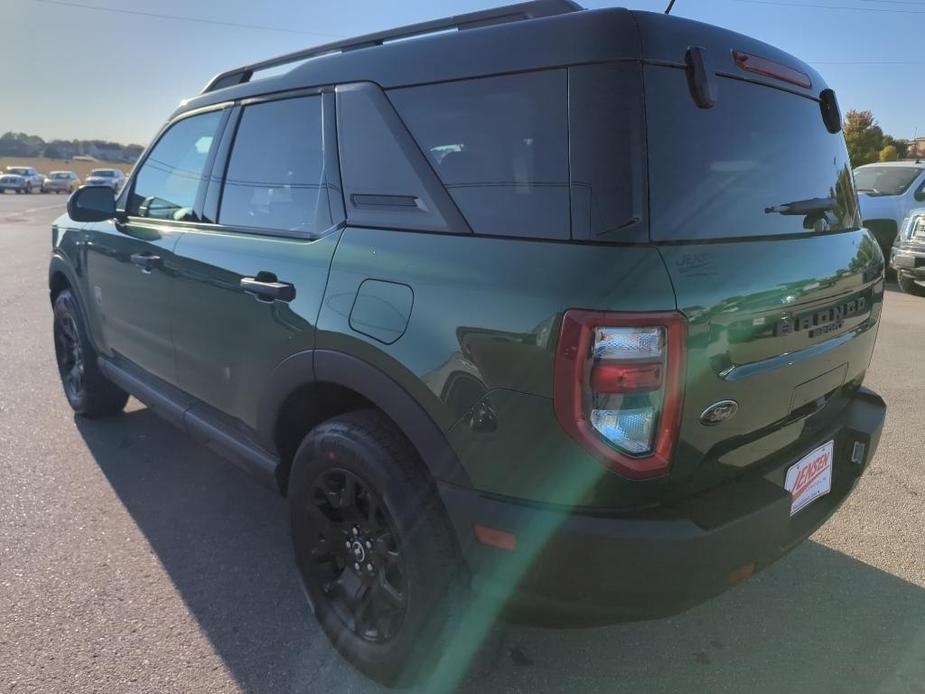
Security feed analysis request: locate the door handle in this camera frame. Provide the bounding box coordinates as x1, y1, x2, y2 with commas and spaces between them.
129, 252, 161, 273
241, 272, 296, 302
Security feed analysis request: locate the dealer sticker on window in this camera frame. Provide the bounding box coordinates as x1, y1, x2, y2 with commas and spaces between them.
785, 440, 834, 516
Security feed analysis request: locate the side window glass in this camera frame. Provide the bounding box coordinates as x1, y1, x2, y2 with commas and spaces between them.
219, 95, 333, 235
388, 70, 570, 240
128, 110, 223, 221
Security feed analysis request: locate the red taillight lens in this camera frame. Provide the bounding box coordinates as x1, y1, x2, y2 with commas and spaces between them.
733, 50, 812, 89
553, 311, 687, 480
591, 362, 663, 394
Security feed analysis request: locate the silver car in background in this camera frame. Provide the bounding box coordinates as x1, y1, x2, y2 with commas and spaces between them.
0, 166, 45, 194
84, 168, 126, 192
42, 171, 81, 194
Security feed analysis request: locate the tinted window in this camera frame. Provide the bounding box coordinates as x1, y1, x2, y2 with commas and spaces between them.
389, 70, 570, 239
219, 96, 333, 235
646, 67, 859, 240
854, 166, 923, 197
129, 110, 222, 221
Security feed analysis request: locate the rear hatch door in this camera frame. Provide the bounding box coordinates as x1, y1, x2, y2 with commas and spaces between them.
642, 48, 884, 490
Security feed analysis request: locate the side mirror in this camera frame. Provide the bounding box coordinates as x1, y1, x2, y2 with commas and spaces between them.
915, 188, 925, 203
67, 185, 116, 222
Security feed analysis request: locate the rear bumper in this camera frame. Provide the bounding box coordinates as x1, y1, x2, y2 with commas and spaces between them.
440, 387, 885, 627
891, 244, 925, 278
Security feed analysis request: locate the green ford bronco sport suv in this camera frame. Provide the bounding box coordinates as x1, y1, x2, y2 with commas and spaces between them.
50, 0, 886, 685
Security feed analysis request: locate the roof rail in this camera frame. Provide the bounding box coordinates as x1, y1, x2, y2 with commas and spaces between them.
201, 0, 583, 93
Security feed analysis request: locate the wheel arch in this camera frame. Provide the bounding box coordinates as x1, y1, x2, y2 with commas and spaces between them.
259, 349, 472, 494
49, 254, 108, 358
48, 255, 78, 304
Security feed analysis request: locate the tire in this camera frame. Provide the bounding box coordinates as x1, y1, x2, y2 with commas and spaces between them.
24, 183, 32, 194
897, 273, 925, 297
53, 289, 129, 418
288, 410, 464, 687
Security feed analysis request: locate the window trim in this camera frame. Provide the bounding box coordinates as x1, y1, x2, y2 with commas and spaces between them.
120, 102, 232, 225
567, 61, 648, 243
207, 88, 345, 240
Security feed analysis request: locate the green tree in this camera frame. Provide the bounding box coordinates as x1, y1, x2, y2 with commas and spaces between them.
844, 110, 883, 166
879, 144, 899, 162
881, 135, 909, 159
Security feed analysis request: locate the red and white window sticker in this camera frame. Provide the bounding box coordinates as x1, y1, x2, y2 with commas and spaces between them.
785, 440, 834, 516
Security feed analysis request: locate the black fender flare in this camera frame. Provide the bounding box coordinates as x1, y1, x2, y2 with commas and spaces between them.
48, 253, 82, 302
48, 254, 100, 352
256, 349, 472, 488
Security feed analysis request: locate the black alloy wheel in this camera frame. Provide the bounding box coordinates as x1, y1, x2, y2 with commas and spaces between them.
51, 289, 129, 417
305, 468, 407, 642
54, 306, 85, 404
288, 410, 464, 686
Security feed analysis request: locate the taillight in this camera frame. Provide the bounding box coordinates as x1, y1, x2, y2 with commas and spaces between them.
553, 311, 687, 480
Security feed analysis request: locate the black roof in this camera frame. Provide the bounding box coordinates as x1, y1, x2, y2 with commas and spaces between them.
174, 1, 828, 118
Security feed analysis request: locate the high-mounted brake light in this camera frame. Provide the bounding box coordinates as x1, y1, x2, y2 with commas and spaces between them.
733, 50, 811, 89
554, 311, 686, 479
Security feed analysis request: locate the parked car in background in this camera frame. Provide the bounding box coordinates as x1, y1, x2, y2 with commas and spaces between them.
890, 207, 925, 295
84, 168, 126, 191
0, 166, 45, 194
49, 1, 886, 686
854, 161, 925, 263
42, 171, 81, 194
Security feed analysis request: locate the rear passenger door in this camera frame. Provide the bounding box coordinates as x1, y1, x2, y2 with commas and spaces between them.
170, 91, 344, 431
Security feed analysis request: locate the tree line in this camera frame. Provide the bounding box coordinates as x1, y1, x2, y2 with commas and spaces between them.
843, 110, 916, 165
0, 132, 143, 164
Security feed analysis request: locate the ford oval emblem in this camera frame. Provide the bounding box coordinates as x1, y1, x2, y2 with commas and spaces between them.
700, 400, 739, 426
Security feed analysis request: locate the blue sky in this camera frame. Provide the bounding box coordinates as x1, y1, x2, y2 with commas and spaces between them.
2, 0, 923, 145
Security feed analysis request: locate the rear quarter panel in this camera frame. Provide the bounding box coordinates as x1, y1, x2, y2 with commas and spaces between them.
317, 228, 677, 507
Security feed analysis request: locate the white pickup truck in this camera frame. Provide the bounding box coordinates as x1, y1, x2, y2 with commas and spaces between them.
854, 161, 925, 263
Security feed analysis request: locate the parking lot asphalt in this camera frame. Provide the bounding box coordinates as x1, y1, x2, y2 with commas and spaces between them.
0, 193, 923, 694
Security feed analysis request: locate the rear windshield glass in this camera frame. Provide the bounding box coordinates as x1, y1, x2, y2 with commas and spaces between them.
854, 166, 923, 196
646, 66, 859, 240
91, 169, 114, 177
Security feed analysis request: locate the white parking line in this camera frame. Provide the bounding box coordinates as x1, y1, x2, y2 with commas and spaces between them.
19, 203, 67, 215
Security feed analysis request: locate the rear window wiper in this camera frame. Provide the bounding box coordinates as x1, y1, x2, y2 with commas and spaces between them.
764, 197, 836, 216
